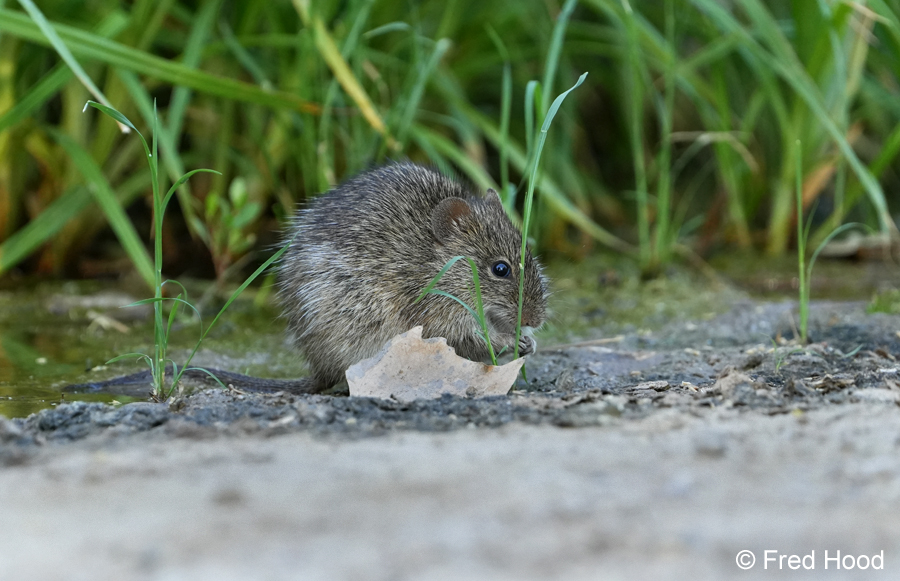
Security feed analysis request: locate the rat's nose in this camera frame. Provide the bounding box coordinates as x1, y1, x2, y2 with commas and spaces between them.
521, 310, 541, 328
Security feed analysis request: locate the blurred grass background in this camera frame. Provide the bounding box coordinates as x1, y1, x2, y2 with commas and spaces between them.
0, 0, 898, 286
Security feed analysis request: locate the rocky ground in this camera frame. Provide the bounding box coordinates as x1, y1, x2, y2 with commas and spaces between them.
1, 298, 900, 579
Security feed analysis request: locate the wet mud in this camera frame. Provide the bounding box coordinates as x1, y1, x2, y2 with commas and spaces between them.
4, 299, 898, 458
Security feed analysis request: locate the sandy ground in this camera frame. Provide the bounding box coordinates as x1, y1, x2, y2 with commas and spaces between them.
1, 403, 899, 580
2, 299, 900, 580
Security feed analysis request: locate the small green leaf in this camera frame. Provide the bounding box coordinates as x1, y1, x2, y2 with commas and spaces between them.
540, 72, 588, 133
232, 201, 262, 231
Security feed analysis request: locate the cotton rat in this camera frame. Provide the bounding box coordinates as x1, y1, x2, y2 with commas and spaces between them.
65, 164, 546, 397
278, 162, 548, 392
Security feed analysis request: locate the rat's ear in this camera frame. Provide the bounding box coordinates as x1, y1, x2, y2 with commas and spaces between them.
431, 197, 472, 244
485, 188, 504, 208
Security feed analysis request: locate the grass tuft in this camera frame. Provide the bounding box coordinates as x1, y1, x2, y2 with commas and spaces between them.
87, 101, 287, 399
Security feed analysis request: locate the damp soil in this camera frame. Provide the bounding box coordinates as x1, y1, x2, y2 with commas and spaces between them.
3, 297, 900, 449
2, 257, 900, 579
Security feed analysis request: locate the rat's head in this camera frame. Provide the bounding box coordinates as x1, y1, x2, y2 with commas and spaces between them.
430, 189, 548, 337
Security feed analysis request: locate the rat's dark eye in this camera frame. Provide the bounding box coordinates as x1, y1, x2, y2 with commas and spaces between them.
491, 260, 511, 278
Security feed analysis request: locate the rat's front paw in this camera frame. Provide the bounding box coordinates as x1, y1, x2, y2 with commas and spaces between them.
518, 335, 536, 357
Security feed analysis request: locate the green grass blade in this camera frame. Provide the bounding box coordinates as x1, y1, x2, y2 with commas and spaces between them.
414, 254, 496, 363
106, 353, 153, 366
540, 0, 578, 115
0, 186, 91, 274
177, 366, 228, 390
441, 91, 633, 253
828, 103, 900, 226
317, 0, 376, 187
869, 0, 900, 46
0, 64, 70, 133
414, 255, 469, 303
807, 223, 870, 280
161, 279, 189, 303
0, 8, 319, 113
16, 0, 118, 120
411, 126, 499, 195
795, 139, 807, 342
363, 21, 411, 38
179, 239, 293, 374
124, 296, 202, 320
429, 288, 496, 363
219, 20, 272, 90
84, 100, 144, 140
524, 80, 539, 162
516, 72, 587, 357
293, 1, 393, 145
162, 168, 221, 212
165, 293, 181, 338
709, 65, 751, 247
486, 25, 513, 206
462, 255, 497, 364
652, 0, 676, 266
425, 289, 481, 325
540, 72, 588, 133
50, 129, 155, 288
396, 38, 451, 148
115, 70, 207, 239
622, 1, 650, 269
167, 0, 220, 136
0, 6, 127, 176
119, 298, 160, 307
499, 60, 513, 203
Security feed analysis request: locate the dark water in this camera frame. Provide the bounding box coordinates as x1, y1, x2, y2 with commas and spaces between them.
0, 280, 304, 418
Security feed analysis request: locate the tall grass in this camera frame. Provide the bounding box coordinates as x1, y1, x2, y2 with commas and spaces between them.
0, 0, 897, 284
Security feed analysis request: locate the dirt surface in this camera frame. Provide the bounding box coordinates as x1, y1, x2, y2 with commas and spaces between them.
2, 298, 900, 579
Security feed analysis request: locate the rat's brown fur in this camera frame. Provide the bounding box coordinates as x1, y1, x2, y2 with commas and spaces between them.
278, 163, 548, 392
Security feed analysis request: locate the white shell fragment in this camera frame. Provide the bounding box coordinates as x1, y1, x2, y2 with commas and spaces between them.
346, 326, 525, 402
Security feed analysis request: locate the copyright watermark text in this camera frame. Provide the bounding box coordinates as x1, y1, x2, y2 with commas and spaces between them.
735, 550, 884, 571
